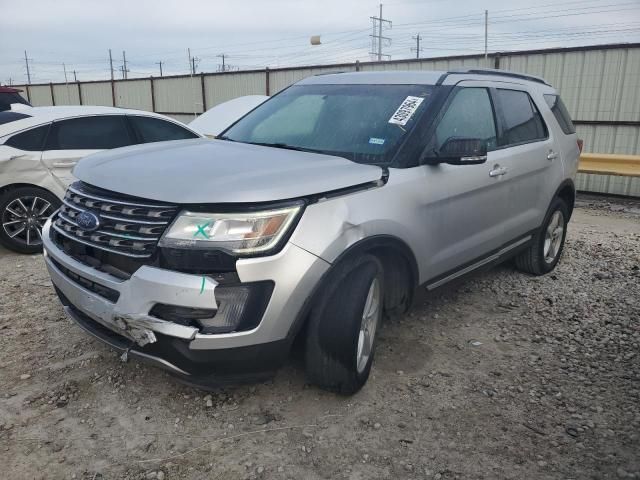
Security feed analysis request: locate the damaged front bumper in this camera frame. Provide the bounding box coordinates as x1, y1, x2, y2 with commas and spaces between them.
41, 219, 330, 385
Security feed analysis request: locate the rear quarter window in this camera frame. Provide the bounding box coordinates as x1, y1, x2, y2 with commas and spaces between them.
543, 94, 576, 134
129, 116, 199, 143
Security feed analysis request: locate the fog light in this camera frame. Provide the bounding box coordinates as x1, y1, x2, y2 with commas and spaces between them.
150, 281, 273, 334
198, 285, 251, 333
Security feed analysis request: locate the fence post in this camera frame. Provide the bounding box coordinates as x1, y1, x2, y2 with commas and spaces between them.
265, 67, 270, 96
77, 82, 83, 105
111, 79, 116, 107
25, 85, 31, 103
150, 77, 156, 112
50, 83, 56, 105
355, 60, 360, 72
494, 53, 501, 69
201, 73, 207, 111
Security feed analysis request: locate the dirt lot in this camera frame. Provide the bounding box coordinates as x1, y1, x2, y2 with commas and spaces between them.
1, 194, 639, 480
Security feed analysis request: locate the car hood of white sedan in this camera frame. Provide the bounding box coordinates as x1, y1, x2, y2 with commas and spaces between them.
73, 138, 384, 204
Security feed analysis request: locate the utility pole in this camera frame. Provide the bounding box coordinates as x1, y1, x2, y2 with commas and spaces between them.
122, 51, 128, 79
188, 49, 200, 74
216, 54, 227, 72
484, 10, 489, 66
411, 34, 423, 59
155, 61, 164, 77
24, 50, 32, 84
63, 63, 71, 103
369, 4, 392, 61
109, 49, 114, 80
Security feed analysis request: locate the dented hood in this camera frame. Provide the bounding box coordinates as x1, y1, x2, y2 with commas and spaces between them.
73, 138, 383, 204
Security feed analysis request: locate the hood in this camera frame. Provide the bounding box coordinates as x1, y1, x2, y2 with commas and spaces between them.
73, 139, 383, 204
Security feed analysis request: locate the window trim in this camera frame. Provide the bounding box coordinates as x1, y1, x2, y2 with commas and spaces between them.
44, 114, 134, 151
491, 87, 549, 150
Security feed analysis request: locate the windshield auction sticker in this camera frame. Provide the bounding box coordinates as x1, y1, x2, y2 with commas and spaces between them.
388, 96, 425, 126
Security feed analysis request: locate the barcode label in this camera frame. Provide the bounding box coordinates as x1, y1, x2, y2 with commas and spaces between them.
388, 96, 425, 126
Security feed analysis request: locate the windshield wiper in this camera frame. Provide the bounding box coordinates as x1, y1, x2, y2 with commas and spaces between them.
245, 141, 321, 154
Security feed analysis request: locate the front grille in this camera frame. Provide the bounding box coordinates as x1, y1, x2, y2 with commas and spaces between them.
52, 182, 178, 258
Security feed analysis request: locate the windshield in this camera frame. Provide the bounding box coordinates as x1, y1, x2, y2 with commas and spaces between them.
222, 83, 434, 165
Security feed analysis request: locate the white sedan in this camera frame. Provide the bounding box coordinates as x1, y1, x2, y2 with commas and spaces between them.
0, 105, 201, 253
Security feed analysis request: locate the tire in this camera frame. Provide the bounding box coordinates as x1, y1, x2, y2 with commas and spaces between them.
0, 186, 60, 254
515, 197, 569, 275
305, 254, 384, 394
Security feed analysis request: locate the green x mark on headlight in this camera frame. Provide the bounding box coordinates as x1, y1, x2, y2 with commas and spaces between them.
159, 203, 303, 255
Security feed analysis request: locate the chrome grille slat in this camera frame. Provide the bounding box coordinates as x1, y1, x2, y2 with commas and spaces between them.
53, 182, 178, 258
67, 185, 175, 209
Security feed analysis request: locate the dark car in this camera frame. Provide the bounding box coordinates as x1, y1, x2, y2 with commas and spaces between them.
0, 86, 31, 112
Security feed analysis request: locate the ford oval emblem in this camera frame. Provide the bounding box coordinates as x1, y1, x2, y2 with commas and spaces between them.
76, 211, 100, 232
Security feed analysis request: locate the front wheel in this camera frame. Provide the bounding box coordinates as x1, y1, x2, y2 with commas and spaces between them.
0, 187, 60, 254
515, 197, 569, 275
305, 254, 384, 394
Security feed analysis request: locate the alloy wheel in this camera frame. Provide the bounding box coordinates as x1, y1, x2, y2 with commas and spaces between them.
356, 277, 381, 374
2, 195, 54, 247
543, 210, 565, 264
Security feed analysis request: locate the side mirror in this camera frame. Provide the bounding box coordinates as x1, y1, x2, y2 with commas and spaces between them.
423, 137, 488, 165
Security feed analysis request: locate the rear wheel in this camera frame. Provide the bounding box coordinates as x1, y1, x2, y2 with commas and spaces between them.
0, 187, 59, 254
515, 197, 568, 275
305, 254, 384, 394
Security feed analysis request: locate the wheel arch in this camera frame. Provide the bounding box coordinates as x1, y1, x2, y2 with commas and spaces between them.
0, 182, 60, 199
287, 235, 419, 343
553, 179, 576, 219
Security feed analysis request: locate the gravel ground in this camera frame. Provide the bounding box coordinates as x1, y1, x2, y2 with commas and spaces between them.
1, 194, 639, 480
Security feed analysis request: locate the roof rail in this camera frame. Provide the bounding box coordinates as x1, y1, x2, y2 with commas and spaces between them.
446, 68, 549, 85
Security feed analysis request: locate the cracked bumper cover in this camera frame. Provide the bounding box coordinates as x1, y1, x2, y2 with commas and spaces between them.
42, 219, 330, 381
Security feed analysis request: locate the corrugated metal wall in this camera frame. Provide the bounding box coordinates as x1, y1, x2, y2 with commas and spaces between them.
79, 81, 112, 106
10, 43, 640, 196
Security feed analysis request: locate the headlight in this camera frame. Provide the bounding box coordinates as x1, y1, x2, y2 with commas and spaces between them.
159, 203, 303, 255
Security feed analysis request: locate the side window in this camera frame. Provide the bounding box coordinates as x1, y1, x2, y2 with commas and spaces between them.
129, 116, 199, 143
496, 89, 547, 146
5, 124, 49, 151
543, 94, 576, 135
434, 87, 498, 152
45, 116, 132, 150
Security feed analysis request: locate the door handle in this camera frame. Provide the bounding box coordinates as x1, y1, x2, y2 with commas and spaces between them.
547, 151, 558, 161
52, 161, 78, 167
9, 154, 27, 161
489, 166, 508, 177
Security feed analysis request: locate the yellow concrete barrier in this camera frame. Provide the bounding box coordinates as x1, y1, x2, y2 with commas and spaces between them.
579, 153, 640, 177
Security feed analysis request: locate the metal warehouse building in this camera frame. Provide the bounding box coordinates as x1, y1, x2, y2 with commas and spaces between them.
12, 42, 640, 196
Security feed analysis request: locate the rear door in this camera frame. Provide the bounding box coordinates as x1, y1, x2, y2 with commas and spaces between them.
491, 87, 558, 240
40, 115, 134, 188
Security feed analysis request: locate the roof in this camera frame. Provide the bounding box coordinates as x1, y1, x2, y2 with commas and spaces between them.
0, 86, 23, 93
298, 71, 445, 86
298, 69, 554, 90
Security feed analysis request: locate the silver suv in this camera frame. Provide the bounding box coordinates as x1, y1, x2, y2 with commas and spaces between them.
42, 69, 581, 393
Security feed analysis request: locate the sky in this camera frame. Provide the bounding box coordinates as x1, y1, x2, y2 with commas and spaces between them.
2, 0, 640, 85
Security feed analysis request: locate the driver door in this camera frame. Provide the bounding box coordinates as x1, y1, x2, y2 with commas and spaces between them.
419, 83, 513, 283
